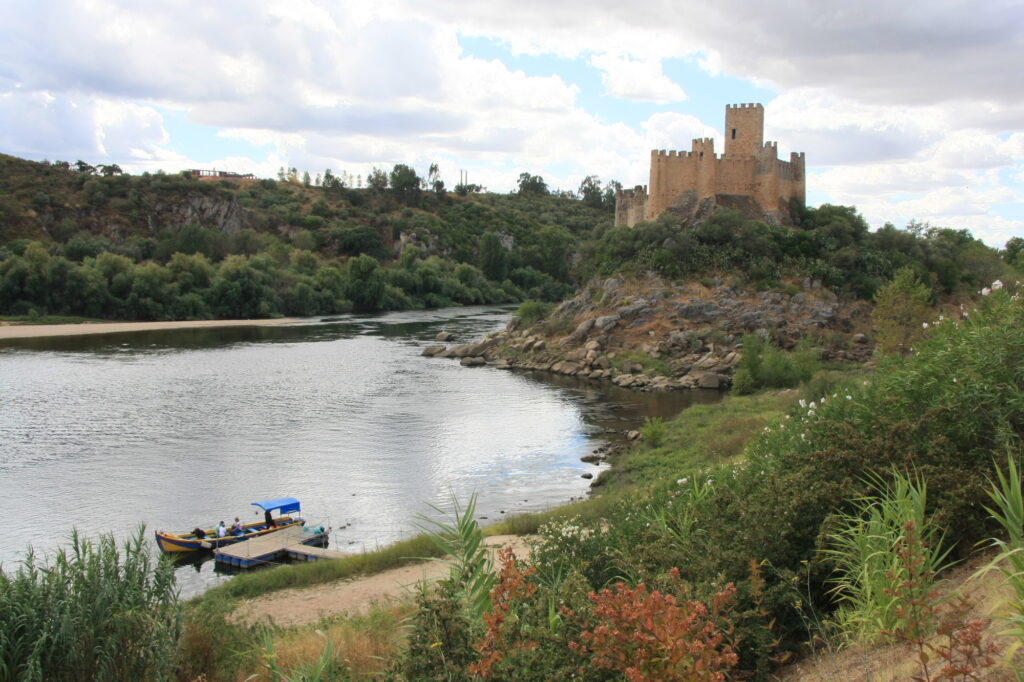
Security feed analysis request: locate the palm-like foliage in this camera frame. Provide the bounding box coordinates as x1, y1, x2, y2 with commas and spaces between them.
415, 493, 495, 620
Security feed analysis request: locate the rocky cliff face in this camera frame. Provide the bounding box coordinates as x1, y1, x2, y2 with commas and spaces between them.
147, 192, 255, 235
427, 274, 874, 391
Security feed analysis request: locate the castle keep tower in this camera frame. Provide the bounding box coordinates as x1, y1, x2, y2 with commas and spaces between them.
615, 103, 805, 227
724, 103, 764, 157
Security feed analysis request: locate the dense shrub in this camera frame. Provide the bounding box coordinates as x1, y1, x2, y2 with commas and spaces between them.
732, 334, 818, 395
0, 527, 180, 681
579, 206, 1014, 299
406, 284, 1024, 678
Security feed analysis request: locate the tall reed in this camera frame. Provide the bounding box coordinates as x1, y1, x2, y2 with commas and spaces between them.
822, 471, 951, 644
0, 525, 180, 681
415, 492, 495, 620
979, 452, 1024, 671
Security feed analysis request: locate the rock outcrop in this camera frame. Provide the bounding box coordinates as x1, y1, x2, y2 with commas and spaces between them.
432, 274, 873, 392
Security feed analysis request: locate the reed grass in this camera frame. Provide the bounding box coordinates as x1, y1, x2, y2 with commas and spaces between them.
415, 493, 494, 620
978, 452, 1024, 663
0, 525, 180, 681
822, 471, 952, 645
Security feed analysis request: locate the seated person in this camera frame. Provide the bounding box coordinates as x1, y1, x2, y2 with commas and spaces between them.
193, 527, 207, 539
264, 509, 277, 528
231, 517, 244, 535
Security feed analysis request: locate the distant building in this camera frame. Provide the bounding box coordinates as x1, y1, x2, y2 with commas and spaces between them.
183, 169, 256, 181
615, 103, 805, 226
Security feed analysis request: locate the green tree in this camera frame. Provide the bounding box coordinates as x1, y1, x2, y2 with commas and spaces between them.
871, 266, 932, 356
536, 226, 571, 281
1002, 236, 1024, 265
516, 172, 548, 196
346, 254, 386, 310
367, 167, 389, 193
389, 164, 422, 206
166, 252, 214, 294
578, 175, 603, 208
207, 255, 281, 318
479, 232, 508, 281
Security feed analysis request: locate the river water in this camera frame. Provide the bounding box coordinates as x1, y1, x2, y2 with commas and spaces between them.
0, 306, 720, 597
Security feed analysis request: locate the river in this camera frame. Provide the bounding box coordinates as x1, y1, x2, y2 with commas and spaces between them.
0, 306, 720, 597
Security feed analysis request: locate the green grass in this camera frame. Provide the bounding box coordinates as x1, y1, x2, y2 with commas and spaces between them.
610, 349, 672, 376
599, 391, 795, 490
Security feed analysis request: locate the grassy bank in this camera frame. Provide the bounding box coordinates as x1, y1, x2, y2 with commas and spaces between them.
597, 391, 795, 490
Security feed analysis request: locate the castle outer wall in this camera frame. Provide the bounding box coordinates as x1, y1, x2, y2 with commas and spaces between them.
616, 104, 805, 226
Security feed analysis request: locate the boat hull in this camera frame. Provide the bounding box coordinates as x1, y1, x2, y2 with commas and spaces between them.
154, 517, 301, 554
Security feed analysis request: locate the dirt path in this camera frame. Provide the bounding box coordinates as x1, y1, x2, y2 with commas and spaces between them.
0, 318, 302, 339
231, 535, 530, 628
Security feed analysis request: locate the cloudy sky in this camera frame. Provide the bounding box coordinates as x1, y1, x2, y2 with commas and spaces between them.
1, 1, 1022, 246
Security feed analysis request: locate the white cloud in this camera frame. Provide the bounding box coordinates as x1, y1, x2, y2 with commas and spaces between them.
641, 113, 720, 154
0, 0, 1021, 243
589, 53, 686, 103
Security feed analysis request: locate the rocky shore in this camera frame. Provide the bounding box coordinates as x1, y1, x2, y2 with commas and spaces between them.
424, 274, 874, 391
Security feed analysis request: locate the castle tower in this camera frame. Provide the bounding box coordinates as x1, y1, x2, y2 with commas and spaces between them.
724, 103, 764, 157
614, 102, 804, 227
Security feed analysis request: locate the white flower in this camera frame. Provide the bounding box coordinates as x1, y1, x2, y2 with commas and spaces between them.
677, 477, 688, 485
992, 280, 1004, 290
953, 377, 958, 383
799, 399, 807, 408
809, 401, 817, 409
981, 287, 991, 296
922, 322, 929, 329
800, 433, 806, 440
846, 395, 852, 400
808, 409, 815, 416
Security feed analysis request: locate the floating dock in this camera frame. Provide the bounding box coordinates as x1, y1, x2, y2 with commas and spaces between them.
213, 525, 345, 568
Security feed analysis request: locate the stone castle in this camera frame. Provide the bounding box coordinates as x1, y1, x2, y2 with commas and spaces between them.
615, 103, 805, 227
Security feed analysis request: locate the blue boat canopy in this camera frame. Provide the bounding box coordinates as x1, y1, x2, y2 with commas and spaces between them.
251, 497, 301, 514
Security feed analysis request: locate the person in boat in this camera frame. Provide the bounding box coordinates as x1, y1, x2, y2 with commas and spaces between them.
232, 517, 244, 535
217, 521, 227, 538
264, 509, 277, 528
193, 527, 207, 539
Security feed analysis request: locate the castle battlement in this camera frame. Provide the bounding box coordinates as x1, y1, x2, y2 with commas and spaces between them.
616, 103, 805, 227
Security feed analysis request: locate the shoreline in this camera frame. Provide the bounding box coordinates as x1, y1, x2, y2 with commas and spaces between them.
0, 318, 304, 340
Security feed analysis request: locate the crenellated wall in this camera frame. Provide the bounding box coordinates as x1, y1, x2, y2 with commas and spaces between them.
616, 104, 805, 227
614, 185, 648, 227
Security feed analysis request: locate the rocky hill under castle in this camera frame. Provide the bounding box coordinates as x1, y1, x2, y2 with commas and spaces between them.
426, 274, 874, 391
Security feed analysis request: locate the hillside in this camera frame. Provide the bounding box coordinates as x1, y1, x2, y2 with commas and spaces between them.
2, 153, 1018, 327
0, 154, 613, 319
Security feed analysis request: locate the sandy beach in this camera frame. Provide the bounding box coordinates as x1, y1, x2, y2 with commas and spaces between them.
0, 318, 303, 340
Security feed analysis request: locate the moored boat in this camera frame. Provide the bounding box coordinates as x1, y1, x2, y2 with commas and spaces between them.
154, 497, 307, 553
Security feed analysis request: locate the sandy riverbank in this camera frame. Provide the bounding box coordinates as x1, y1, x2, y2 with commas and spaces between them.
0, 318, 303, 340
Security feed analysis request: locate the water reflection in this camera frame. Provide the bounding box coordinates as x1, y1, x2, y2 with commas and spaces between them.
0, 306, 721, 597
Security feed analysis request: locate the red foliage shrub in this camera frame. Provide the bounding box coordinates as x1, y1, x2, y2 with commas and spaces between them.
568, 568, 738, 682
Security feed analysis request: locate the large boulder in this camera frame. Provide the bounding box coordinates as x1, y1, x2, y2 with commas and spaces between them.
594, 314, 620, 332
569, 318, 596, 342
460, 356, 486, 367
421, 345, 446, 357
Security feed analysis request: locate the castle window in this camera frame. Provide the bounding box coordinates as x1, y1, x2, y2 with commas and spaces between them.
699, 152, 703, 159
731, 128, 737, 139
